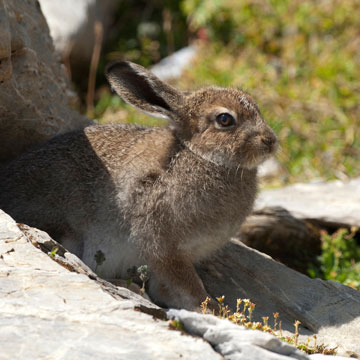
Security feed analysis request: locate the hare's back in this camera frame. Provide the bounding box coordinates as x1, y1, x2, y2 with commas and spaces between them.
0, 124, 174, 237
83, 124, 176, 179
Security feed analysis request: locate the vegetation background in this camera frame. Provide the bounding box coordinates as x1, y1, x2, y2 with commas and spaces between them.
80, 0, 360, 185
69, 0, 360, 289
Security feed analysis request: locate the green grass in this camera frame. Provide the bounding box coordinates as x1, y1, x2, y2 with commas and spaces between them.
308, 228, 360, 291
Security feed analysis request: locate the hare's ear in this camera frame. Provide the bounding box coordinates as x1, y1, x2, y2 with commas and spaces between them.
105, 61, 183, 120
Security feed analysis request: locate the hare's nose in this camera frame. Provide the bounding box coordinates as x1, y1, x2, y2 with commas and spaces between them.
261, 135, 276, 147
261, 134, 277, 152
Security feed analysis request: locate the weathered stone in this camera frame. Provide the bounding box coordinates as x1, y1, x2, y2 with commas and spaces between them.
255, 178, 360, 227
0, 0, 91, 163
0, 210, 221, 360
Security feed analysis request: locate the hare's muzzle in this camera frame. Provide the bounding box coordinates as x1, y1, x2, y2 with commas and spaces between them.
260, 132, 278, 153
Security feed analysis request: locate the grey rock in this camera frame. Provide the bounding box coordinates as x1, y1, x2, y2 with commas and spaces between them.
256, 178, 360, 227
0, 210, 221, 360
0, 0, 91, 163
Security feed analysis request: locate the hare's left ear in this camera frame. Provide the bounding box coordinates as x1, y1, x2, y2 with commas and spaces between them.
105, 61, 183, 120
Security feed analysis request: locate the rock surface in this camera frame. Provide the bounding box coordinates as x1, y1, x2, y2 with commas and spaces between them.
255, 178, 360, 227
0, 210, 221, 360
0, 0, 91, 163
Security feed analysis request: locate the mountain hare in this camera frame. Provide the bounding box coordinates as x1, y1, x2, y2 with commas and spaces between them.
0, 61, 277, 310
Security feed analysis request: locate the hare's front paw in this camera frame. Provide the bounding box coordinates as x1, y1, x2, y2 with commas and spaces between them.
146, 255, 211, 311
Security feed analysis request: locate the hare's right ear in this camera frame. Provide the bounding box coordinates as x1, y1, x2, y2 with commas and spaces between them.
105, 61, 183, 120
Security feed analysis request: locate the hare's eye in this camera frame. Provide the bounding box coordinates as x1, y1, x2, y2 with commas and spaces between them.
216, 113, 235, 128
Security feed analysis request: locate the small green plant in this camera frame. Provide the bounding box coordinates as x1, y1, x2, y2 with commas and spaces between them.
94, 250, 106, 272
137, 265, 150, 296
126, 265, 150, 296
169, 319, 185, 331
48, 246, 58, 258
309, 227, 360, 290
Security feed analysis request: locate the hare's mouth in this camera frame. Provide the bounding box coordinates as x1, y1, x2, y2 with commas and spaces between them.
241, 146, 277, 170
242, 154, 268, 169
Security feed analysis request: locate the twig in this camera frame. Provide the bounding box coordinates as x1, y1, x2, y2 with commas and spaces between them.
62, 40, 74, 81
162, 8, 174, 55
86, 20, 103, 116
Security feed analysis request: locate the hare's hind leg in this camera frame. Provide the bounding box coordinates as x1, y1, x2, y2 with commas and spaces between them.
147, 252, 213, 311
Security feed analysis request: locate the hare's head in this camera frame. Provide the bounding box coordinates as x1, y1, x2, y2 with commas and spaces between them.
106, 61, 277, 169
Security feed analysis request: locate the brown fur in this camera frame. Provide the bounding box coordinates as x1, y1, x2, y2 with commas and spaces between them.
0, 61, 277, 310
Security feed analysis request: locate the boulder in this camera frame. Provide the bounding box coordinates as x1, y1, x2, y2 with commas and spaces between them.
0, 0, 91, 163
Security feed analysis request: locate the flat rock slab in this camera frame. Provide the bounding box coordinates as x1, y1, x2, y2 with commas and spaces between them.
256, 178, 360, 227
0, 210, 221, 360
